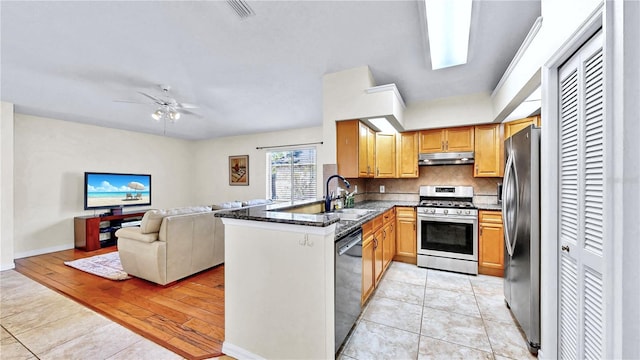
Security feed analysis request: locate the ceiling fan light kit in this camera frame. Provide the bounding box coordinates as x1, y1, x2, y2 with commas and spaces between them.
151, 105, 181, 122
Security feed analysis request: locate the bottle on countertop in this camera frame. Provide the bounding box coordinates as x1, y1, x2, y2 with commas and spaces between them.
335, 188, 343, 210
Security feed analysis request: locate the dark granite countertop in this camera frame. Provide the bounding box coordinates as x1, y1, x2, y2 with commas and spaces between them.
474, 203, 502, 211
215, 199, 418, 240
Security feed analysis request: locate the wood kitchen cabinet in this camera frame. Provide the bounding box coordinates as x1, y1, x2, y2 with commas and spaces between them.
478, 210, 504, 277
396, 131, 419, 178
382, 208, 396, 272
504, 115, 541, 139
375, 132, 396, 178
361, 223, 375, 304
474, 124, 504, 177
336, 120, 375, 178
419, 126, 474, 153
361, 211, 394, 305
394, 207, 417, 264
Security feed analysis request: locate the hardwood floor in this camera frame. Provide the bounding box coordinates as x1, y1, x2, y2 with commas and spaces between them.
14, 247, 225, 360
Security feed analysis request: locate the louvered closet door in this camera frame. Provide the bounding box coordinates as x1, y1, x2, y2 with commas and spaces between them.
558, 30, 605, 360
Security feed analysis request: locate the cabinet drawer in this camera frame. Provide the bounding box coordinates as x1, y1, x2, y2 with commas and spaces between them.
383, 208, 395, 223
479, 210, 502, 224
371, 215, 383, 230
396, 207, 415, 219
362, 221, 373, 236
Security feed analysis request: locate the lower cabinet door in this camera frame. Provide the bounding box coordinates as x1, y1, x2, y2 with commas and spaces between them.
362, 234, 375, 305
374, 228, 384, 285
479, 224, 504, 276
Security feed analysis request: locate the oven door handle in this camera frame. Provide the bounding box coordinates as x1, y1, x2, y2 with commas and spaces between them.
502, 150, 519, 257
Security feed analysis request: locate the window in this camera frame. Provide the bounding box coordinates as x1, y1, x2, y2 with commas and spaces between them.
267, 148, 317, 202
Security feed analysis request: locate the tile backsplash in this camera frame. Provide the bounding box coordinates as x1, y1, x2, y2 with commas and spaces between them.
344, 164, 502, 203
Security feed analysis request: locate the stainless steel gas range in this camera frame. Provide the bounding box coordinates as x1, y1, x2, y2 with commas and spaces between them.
416, 185, 478, 275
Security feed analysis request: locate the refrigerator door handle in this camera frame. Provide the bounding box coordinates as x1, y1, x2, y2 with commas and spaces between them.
502, 150, 519, 257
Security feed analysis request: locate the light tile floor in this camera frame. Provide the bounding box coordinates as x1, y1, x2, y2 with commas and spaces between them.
0, 270, 184, 360
2, 264, 537, 360
339, 262, 538, 360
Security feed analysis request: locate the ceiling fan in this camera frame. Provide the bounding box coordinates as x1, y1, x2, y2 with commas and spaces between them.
115, 85, 199, 122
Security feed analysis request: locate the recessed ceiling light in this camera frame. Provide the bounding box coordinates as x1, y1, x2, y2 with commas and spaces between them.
425, 0, 473, 70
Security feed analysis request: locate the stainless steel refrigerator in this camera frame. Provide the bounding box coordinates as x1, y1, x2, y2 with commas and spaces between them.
502, 124, 541, 354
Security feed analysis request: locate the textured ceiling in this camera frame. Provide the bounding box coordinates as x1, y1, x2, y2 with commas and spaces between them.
1, 1, 540, 140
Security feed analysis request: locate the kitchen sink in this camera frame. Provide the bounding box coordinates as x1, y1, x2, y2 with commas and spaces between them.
331, 208, 377, 221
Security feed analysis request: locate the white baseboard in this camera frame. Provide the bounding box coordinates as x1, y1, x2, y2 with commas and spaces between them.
14, 243, 75, 260
222, 341, 265, 360
1, 261, 15, 271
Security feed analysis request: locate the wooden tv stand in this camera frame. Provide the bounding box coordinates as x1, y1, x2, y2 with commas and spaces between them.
74, 211, 146, 251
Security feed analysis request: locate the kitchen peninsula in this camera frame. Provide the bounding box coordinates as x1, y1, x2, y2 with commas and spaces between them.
215, 200, 407, 359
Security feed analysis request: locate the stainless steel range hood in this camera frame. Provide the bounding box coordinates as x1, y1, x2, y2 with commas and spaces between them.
419, 151, 475, 166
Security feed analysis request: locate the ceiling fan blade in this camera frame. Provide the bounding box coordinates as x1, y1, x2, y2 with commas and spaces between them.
176, 102, 199, 109
137, 91, 164, 104
113, 99, 151, 104
179, 108, 202, 117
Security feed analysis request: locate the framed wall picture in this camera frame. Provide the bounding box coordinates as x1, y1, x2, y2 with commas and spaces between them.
229, 155, 249, 186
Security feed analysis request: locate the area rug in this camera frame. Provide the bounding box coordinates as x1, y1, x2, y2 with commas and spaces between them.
64, 252, 131, 280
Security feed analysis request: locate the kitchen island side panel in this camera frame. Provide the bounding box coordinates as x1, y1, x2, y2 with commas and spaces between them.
222, 219, 335, 359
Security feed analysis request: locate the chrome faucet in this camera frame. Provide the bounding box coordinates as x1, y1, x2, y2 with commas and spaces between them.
325, 174, 351, 212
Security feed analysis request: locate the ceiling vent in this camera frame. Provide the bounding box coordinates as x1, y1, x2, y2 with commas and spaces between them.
227, 0, 255, 19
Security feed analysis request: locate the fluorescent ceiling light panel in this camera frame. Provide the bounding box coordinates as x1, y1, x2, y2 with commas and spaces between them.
369, 117, 397, 134
425, 0, 473, 70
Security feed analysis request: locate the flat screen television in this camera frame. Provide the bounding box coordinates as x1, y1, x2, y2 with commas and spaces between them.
84, 172, 151, 210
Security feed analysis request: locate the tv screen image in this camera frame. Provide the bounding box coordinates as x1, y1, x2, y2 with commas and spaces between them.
84, 172, 151, 210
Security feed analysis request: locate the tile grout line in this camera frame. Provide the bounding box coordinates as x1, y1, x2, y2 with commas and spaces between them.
470, 276, 499, 359
1, 323, 41, 359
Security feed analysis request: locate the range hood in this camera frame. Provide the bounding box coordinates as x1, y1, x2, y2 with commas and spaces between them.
419, 151, 475, 166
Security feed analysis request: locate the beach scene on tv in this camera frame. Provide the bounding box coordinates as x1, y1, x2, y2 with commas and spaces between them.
86, 173, 150, 208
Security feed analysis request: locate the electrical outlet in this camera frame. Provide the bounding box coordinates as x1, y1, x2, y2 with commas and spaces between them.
380, 185, 385, 193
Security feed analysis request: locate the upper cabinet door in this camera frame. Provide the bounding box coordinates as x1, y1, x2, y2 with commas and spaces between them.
474, 124, 503, 177
375, 133, 396, 178
419, 126, 474, 153
504, 116, 541, 139
336, 120, 359, 178
396, 131, 419, 178
418, 129, 444, 153
446, 126, 475, 152
358, 122, 374, 177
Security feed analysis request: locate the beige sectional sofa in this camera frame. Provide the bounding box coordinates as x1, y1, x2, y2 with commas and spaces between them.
115, 206, 223, 285
115, 200, 272, 285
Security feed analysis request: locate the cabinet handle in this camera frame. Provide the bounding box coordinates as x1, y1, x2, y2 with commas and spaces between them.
445, 140, 448, 150
377, 168, 379, 176
476, 165, 478, 175
383, 230, 386, 239
561, 245, 570, 252
441, 140, 444, 150
480, 227, 483, 236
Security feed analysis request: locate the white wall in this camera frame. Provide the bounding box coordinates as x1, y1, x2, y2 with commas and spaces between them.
403, 92, 494, 129
1, 102, 15, 270
12, 114, 197, 258
192, 126, 323, 203
491, 0, 602, 121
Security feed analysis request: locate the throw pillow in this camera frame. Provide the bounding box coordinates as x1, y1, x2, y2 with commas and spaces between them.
139, 209, 165, 234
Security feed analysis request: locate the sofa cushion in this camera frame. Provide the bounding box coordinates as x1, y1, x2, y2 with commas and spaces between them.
115, 227, 159, 243
211, 201, 243, 210
139, 209, 166, 234
165, 206, 212, 216
243, 199, 273, 206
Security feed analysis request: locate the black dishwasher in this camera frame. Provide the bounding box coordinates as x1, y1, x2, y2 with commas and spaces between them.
334, 228, 362, 353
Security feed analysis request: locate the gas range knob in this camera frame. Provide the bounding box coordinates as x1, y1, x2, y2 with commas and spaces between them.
456, 209, 462, 215
443, 209, 448, 215
429, 209, 436, 214
465, 210, 471, 215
